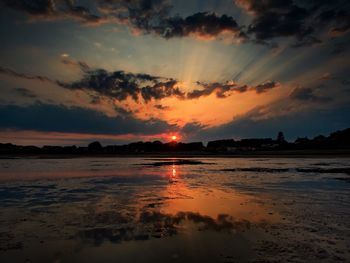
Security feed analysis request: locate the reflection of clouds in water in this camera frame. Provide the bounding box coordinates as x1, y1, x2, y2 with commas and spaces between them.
78, 164, 246, 247
79, 209, 246, 246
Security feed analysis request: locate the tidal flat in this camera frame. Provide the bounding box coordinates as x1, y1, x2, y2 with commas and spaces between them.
0, 157, 349, 262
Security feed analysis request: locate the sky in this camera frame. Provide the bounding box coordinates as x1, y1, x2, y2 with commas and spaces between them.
0, 0, 349, 146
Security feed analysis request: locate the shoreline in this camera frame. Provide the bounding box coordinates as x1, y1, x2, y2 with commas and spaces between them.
1, 149, 350, 159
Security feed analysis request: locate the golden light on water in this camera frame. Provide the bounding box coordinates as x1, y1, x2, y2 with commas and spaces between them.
162, 162, 280, 222
172, 166, 176, 178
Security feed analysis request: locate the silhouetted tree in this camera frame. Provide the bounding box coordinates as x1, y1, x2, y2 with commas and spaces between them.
88, 141, 102, 152
2, 127, 350, 155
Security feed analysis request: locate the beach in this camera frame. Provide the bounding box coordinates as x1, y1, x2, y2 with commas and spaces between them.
0, 157, 349, 262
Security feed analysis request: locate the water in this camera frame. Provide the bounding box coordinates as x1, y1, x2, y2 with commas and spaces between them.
0, 157, 349, 262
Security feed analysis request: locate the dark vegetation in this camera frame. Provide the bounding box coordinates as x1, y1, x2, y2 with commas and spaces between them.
0, 128, 350, 155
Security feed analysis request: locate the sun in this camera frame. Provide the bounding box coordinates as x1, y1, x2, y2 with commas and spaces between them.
171, 135, 177, 141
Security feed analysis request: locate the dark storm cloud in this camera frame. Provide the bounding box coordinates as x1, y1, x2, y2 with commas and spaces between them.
157, 12, 247, 41
187, 81, 246, 99
0, 0, 172, 28
0, 0, 57, 15
65, 69, 143, 102
0, 0, 247, 42
64, 68, 184, 102
1, 63, 278, 103
89, 1, 248, 41
0, 103, 176, 134
1, 0, 349, 46
246, 4, 316, 44
289, 86, 331, 102
140, 80, 184, 102
235, 0, 350, 47
0, 64, 183, 103
0, 0, 102, 24
69, 68, 279, 102
187, 80, 279, 99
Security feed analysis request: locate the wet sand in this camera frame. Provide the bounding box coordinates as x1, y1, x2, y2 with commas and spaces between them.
0, 157, 349, 262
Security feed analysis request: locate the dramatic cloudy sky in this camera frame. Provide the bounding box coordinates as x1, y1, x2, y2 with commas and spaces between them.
0, 0, 350, 145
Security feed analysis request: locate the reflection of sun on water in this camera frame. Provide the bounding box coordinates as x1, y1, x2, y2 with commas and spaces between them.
169, 162, 178, 183
162, 162, 280, 222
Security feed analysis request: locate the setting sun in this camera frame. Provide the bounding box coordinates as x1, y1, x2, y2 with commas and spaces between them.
171, 135, 177, 141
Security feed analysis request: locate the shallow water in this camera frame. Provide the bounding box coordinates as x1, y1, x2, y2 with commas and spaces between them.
0, 157, 349, 262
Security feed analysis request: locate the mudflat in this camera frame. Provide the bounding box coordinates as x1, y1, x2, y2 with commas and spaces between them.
0, 157, 349, 262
